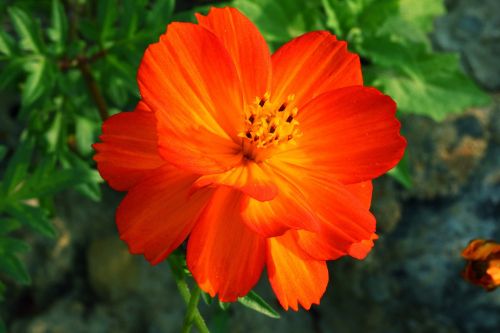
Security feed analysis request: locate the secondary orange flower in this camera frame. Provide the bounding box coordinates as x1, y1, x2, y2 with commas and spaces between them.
93, 7, 406, 310
462, 239, 500, 291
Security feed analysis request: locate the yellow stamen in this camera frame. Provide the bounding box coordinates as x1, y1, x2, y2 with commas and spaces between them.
239, 93, 301, 150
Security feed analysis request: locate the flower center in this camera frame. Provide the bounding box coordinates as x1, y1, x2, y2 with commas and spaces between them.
239, 92, 301, 150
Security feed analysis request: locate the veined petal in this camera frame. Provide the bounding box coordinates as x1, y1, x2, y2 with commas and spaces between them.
117, 165, 212, 265
187, 187, 266, 302
277, 86, 406, 184
157, 125, 243, 174
271, 31, 362, 108
268, 160, 376, 261
267, 231, 328, 311
138, 22, 244, 174
192, 160, 278, 201
240, 162, 321, 237
93, 101, 165, 191
196, 7, 271, 104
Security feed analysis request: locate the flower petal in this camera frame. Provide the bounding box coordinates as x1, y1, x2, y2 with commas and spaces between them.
196, 7, 271, 103
268, 160, 376, 261
348, 233, 378, 260
277, 86, 406, 184
93, 101, 165, 191
267, 231, 328, 311
138, 22, 244, 174
271, 31, 362, 107
192, 161, 278, 201
117, 165, 212, 265
187, 187, 266, 302
345, 181, 373, 209
241, 163, 321, 237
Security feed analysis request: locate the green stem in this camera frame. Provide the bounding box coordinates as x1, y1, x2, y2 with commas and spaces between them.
181, 285, 202, 333
168, 259, 210, 333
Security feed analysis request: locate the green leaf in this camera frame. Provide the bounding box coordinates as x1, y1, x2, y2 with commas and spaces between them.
1, 136, 34, 197
387, 153, 412, 189
79, 19, 99, 42
218, 300, 231, 311
370, 52, 491, 121
0, 237, 30, 255
0, 219, 22, 234
8, 7, 44, 53
200, 291, 213, 305
0, 58, 25, 90
321, 0, 367, 38
238, 291, 280, 319
45, 109, 64, 153
48, 0, 68, 52
6, 203, 56, 238
60, 152, 102, 201
167, 253, 186, 280
0, 29, 15, 56
147, 0, 176, 35
357, 0, 399, 35
98, 0, 118, 44
322, 0, 444, 47
121, 0, 146, 38
75, 115, 98, 156
234, 0, 325, 44
14, 161, 82, 200
399, 0, 444, 32
0, 254, 31, 285
22, 57, 52, 108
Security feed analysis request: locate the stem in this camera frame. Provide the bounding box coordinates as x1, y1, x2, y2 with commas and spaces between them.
182, 285, 202, 333
168, 259, 210, 333
77, 58, 109, 121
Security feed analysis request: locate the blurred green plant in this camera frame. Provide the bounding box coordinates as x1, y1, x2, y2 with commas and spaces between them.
0, 0, 178, 328
0, 0, 492, 331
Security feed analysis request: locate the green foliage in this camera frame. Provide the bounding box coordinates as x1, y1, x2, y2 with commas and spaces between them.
320, 0, 490, 121
234, 0, 325, 49
0, 0, 177, 324
238, 291, 281, 319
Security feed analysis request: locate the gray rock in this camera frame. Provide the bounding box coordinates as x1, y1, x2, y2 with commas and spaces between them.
434, 0, 500, 90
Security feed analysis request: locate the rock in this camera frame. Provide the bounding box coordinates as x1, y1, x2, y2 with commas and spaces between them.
434, 0, 500, 90
402, 107, 490, 199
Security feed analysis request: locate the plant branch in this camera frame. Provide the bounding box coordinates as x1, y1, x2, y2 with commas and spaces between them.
182, 285, 202, 333
77, 57, 108, 121
168, 259, 210, 333
58, 49, 108, 71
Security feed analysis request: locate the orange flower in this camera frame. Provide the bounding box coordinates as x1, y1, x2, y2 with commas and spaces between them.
462, 239, 500, 291
93, 7, 406, 310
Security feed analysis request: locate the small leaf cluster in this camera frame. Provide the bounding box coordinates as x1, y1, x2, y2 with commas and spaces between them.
0, 0, 175, 327
168, 253, 280, 332
323, 0, 490, 121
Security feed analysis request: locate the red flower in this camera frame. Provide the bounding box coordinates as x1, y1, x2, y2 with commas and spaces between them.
93, 7, 406, 310
462, 239, 500, 291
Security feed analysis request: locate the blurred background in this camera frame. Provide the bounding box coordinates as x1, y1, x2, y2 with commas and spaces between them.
0, 0, 499, 332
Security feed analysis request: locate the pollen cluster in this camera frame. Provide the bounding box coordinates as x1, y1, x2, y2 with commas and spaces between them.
239, 93, 301, 149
